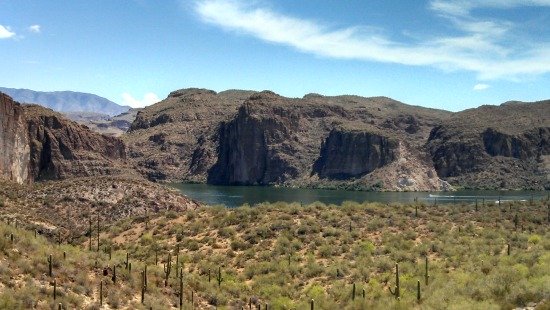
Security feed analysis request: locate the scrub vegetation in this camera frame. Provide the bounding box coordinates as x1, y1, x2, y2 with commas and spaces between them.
1, 198, 549, 309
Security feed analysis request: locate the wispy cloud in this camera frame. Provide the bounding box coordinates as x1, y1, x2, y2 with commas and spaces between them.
28, 25, 41, 33
473, 83, 490, 91
194, 0, 550, 80
430, 0, 550, 16
0, 25, 16, 39
121, 92, 160, 108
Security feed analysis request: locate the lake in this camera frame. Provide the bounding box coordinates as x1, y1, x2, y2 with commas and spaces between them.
169, 183, 548, 208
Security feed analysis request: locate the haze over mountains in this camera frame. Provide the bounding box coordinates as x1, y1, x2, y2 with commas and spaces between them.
0, 87, 129, 116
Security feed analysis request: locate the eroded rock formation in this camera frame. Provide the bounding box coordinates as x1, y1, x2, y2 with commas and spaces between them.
313, 128, 398, 180
1, 91, 127, 183
0, 93, 30, 184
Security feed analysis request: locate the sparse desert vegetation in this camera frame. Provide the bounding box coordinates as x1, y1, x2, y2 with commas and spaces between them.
1, 196, 549, 309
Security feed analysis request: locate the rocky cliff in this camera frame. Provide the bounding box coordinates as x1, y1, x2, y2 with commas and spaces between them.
1, 91, 127, 183
24, 105, 126, 181
313, 128, 398, 180
427, 100, 549, 189
124, 89, 256, 181
0, 93, 30, 184
124, 88, 548, 191
128, 89, 452, 191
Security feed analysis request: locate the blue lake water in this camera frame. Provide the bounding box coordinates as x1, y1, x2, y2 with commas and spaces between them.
169, 183, 548, 208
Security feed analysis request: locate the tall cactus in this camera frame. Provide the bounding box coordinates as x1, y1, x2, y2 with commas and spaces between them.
48, 254, 53, 277
425, 256, 429, 285
310, 299, 314, 310
217, 266, 223, 287
112, 265, 116, 283
53, 279, 57, 300
352, 282, 356, 300
164, 253, 172, 286
417, 280, 421, 301
388, 263, 400, 299
141, 268, 147, 304
179, 267, 183, 310
88, 215, 92, 251
97, 216, 100, 252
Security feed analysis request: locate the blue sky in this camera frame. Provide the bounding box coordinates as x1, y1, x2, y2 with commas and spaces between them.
1, 0, 549, 110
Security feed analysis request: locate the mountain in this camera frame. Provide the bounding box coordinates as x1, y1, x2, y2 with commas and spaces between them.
124, 89, 454, 191
124, 88, 549, 191
0, 92, 127, 184
427, 100, 550, 190
0, 87, 130, 116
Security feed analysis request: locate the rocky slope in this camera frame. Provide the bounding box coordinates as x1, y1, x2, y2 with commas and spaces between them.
127, 89, 452, 191
427, 100, 550, 190
0, 92, 128, 183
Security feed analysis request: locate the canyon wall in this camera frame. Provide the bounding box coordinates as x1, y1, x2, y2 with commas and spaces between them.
0, 93, 30, 184
1, 91, 127, 183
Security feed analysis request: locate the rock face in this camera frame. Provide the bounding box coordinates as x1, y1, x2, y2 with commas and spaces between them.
0, 93, 31, 184
125, 88, 548, 191
313, 128, 398, 180
124, 89, 256, 182
427, 100, 550, 189
208, 95, 301, 185
24, 105, 126, 181
1, 91, 127, 183
127, 89, 450, 190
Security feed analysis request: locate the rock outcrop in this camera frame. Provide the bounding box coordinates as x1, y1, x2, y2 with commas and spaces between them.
1, 91, 127, 183
124, 89, 256, 182
0, 93, 31, 184
125, 87, 548, 191
204, 90, 451, 190
427, 100, 549, 189
313, 128, 398, 180
24, 105, 126, 181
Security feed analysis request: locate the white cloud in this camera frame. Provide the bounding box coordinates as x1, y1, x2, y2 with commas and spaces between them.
194, 0, 550, 80
28, 25, 41, 33
0, 25, 15, 39
430, 0, 550, 16
121, 92, 160, 108
473, 83, 490, 91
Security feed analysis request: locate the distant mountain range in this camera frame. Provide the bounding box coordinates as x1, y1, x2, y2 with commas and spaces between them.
0, 87, 130, 116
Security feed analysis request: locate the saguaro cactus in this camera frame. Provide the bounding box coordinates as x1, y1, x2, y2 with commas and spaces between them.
112, 265, 117, 283
217, 266, 223, 287
48, 254, 53, 277
141, 270, 146, 304
310, 299, 314, 310
88, 216, 92, 251
425, 256, 430, 285
389, 263, 400, 299
352, 282, 356, 300
53, 279, 57, 300
417, 280, 421, 301
179, 267, 183, 309
97, 216, 100, 252
164, 253, 172, 286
